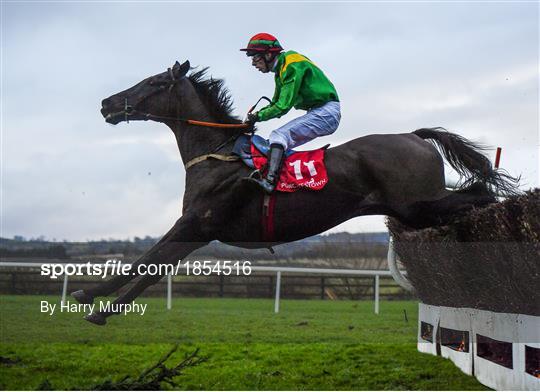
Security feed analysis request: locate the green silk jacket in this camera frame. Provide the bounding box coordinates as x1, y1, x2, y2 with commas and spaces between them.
257, 51, 339, 122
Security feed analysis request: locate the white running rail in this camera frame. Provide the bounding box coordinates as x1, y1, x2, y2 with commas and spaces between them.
0, 261, 408, 314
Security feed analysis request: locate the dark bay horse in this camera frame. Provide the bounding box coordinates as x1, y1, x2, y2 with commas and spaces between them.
73, 60, 519, 325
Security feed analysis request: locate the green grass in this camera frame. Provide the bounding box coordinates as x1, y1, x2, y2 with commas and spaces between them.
0, 295, 487, 390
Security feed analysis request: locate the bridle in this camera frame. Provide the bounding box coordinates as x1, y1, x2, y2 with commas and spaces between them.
106, 67, 175, 124
112, 65, 268, 169
119, 67, 251, 130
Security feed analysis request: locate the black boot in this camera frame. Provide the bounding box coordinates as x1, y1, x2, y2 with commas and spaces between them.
246, 144, 284, 194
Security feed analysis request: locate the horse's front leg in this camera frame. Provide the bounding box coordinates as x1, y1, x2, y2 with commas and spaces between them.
74, 215, 209, 324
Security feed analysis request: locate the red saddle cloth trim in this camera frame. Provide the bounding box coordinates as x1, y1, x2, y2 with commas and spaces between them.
251, 145, 329, 193
261, 194, 277, 242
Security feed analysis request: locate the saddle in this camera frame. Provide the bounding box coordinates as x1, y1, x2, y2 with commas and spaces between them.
233, 134, 330, 192
232, 134, 296, 168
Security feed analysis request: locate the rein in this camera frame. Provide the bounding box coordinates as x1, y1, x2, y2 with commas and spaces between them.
140, 112, 250, 129
118, 65, 265, 169
117, 66, 250, 131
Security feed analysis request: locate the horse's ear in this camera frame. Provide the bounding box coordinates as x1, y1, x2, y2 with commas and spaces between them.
174, 60, 190, 78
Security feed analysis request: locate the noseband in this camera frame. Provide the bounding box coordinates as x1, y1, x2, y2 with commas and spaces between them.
120, 66, 249, 131
114, 65, 255, 169
122, 67, 181, 124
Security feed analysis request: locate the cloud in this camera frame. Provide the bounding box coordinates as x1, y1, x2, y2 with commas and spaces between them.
2, 2, 538, 240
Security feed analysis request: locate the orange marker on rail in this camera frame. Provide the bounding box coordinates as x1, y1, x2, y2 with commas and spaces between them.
495, 147, 502, 169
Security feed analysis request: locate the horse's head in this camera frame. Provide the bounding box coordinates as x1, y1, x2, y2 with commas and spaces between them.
101, 60, 191, 125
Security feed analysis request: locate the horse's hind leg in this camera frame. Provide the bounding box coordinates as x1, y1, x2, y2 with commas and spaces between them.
403, 185, 495, 228
72, 215, 207, 304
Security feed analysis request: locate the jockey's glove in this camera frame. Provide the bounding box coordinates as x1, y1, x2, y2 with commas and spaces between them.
245, 112, 259, 126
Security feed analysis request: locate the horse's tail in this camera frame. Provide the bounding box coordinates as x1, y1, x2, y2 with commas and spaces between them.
413, 127, 520, 197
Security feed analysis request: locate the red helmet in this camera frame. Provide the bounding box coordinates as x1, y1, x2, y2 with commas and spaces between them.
240, 33, 284, 55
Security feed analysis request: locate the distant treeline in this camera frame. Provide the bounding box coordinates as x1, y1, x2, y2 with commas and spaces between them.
0, 236, 157, 258
0, 232, 389, 260
190, 234, 389, 261
0, 245, 68, 259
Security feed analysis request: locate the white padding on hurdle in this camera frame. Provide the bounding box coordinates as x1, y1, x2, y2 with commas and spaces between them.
418, 303, 440, 355
418, 303, 540, 391
473, 309, 520, 390
439, 306, 475, 376
517, 314, 540, 391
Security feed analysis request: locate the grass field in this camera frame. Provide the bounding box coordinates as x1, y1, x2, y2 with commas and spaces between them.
0, 295, 487, 390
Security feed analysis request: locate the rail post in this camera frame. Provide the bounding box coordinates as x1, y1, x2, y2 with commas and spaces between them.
167, 273, 172, 310
274, 271, 281, 313
61, 274, 68, 306
374, 275, 380, 314
219, 274, 224, 297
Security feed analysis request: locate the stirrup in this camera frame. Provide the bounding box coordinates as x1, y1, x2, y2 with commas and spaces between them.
247, 169, 263, 180
245, 177, 276, 194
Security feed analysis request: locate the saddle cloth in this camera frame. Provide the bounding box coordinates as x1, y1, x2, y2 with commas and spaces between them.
233, 134, 329, 192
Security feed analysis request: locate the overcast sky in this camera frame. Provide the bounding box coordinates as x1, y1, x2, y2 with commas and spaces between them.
2, 1, 538, 241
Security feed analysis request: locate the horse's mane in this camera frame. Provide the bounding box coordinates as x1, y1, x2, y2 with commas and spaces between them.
188, 68, 242, 125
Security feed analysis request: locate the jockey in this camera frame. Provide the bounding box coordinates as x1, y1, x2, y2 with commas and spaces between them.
240, 33, 341, 194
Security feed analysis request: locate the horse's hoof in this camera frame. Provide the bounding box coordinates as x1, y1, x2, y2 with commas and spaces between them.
71, 290, 94, 304
84, 312, 106, 326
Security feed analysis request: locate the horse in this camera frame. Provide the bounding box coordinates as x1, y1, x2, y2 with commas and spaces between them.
72, 60, 519, 325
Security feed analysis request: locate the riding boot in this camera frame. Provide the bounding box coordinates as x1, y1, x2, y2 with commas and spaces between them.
246, 143, 284, 194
